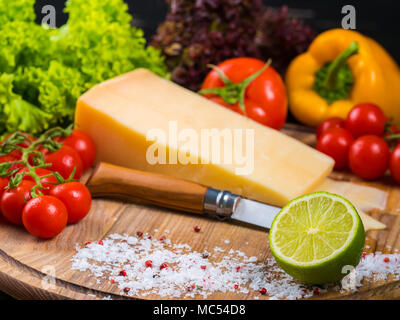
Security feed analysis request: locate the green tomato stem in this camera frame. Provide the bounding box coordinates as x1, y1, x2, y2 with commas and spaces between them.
385, 134, 400, 141
199, 59, 272, 114
0, 127, 72, 197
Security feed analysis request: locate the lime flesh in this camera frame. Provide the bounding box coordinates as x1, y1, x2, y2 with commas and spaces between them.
269, 192, 365, 284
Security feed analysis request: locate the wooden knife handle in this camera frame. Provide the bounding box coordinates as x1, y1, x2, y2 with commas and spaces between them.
86, 162, 207, 214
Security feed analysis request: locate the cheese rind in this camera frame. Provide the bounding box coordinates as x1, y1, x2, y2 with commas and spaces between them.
75, 69, 334, 207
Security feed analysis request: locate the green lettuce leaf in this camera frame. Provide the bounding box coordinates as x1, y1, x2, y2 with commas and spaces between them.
0, 0, 36, 28
56, 0, 168, 86
0, 0, 168, 137
0, 21, 52, 73
0, 73, 53, 135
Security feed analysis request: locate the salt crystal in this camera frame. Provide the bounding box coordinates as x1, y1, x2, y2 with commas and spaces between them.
71, 234, 400, 300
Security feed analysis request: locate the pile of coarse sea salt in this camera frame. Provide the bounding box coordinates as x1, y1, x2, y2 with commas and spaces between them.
71, 232, 400, 300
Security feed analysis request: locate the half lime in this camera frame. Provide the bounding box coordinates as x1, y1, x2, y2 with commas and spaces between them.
269, 192, 365, 284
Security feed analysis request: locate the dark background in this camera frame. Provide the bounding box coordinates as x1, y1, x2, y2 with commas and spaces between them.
34, 0, 400, 62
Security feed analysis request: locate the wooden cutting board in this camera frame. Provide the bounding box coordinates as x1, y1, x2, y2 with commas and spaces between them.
0, 124, 399, 300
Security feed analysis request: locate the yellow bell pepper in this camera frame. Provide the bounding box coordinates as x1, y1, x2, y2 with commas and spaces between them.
286, 29, 400, 127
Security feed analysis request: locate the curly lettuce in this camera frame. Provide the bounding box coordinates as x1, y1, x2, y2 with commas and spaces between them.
0, 73, 53, 134
0, 0, 168, 137
56, 0, 168, 87
0, 0, 36, 28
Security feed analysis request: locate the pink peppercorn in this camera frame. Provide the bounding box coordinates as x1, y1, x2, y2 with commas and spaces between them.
234, 284, 239, 289
201, 265, 207, 270
123, 287, 130, 293
119, 270, 127, 277
145, 260, 153, 268
384, 257, 390, 263
98, 240, 103, 245
362, 252, 367, 259
259, 288, 267, 295
193, 226, 201, 232
160, 263, 168, 270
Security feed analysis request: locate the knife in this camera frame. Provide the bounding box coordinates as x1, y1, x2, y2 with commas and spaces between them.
86, 162, 281, 229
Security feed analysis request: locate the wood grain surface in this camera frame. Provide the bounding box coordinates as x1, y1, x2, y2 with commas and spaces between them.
87, 162, 207, 214
0, 124, 399, 300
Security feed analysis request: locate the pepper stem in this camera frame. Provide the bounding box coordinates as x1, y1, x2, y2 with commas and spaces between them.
323, 41, 359, 91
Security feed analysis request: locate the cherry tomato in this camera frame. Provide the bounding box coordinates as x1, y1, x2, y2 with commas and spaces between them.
18, 168, 58, 194
390, 144, 400, 184
0, 155, 18, 164
345, 103, 387, 138
348, 135, 390, 180
0, 154, 23, 173
316, 128, 354, 169
44, 145, 83, 180
57, 130, 96, 171
1, 133, 36, 159
22, 195, 68, 239
316, 117, 345, 139
0, 155, 24, 178
0, 180, 35, 225
201, 57, 287, 130
50, 182, 91, 223
2, 133, 36, 148
0, 177, 8, 200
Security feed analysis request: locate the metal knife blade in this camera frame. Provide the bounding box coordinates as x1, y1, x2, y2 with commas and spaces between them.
231, 198, 281, 229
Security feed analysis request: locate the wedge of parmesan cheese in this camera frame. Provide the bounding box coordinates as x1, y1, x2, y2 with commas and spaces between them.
75, 69, 334, 207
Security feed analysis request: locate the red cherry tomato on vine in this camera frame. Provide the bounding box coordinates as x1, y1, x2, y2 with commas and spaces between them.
18, 168, 58, 195
57, 130, 96, 171
0, 180, 35, 225
0, 155, 18, 164
316, 117, 345, 139
44, 145, 83, 180
22, 195, 68, 239
390, 144, 400, 184
0, 155, 24, 178
348, 135, 390, 180
1, 133, 36, 159
0, 177, 8, 200
201, 57, 287, 130
0, 154, 22, 172
345, 103, 387, 138
316, 128, 354, 169
2, 133, 36, 148
50, 182, 91, 223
